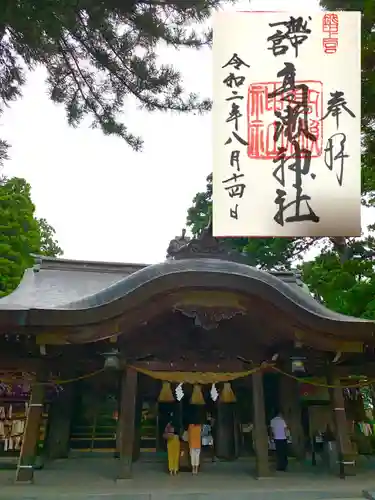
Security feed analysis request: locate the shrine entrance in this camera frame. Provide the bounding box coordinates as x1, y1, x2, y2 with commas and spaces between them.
0, 227, 370, 484
60, 289, 359, 480
136, 366, 284, 465
69, 372, 119, 455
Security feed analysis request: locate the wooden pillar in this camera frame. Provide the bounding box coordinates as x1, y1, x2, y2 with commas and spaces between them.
279, 375, 305, 460
252, 371, 270, 478
114, 371, 122, 459
370, 385, 375, 420
117, 367, 138, 480
15, 373, 46, 483
133, 391, 142, 461
44, 381, 75, 460
328, 373, 355, 478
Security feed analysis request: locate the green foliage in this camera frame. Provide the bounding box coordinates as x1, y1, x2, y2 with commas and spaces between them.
243, 238, 315, 271
186, 173, 318, 269
186, 1, 375, 318
186, 171, 375, 318
0, 0, 234, 162
36, 217, 63, 257
0, 177, 39, 297
292, 0, 375, 317
0, 177, 62, 297
187, 173, 213, 236
301, 237, 375, 319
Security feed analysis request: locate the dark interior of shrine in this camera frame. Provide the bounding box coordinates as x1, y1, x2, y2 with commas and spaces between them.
0, 302, 372, 462
66, 368, 322, 461
118, 308, 297, 365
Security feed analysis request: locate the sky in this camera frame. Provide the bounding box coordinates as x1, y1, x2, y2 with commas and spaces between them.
3, 0, 365, 265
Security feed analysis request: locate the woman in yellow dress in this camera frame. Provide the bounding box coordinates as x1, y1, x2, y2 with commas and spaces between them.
164, 419, 180, 475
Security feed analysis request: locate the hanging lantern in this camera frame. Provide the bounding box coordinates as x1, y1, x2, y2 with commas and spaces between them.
291, 358, 306, 373
158, 382, 175, 402
219, 382, 236, 403
102, 350, 120, 370
190, 384, 205, 405
290, 342, 306, 374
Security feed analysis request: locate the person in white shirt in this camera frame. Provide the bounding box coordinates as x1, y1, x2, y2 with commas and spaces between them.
201, 418, 215, 462
270, 412, 289, 471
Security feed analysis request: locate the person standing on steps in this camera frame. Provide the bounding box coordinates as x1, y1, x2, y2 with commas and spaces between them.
202, 417, 215, 462
270, 411, 289, 472
188, 421, 202, 475
163, 415, 180, 476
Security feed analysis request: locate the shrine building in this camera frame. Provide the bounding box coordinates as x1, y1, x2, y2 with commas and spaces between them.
0, 224, 374, 483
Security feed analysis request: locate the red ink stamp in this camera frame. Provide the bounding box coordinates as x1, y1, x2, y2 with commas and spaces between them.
322, 13, 339, 54
247, 81, 323, 160
322, 38, 338, 54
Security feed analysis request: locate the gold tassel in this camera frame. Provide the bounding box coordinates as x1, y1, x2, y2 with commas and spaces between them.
219, 382, 236, 403
158, 382, 175, 402
190, 384, 205, 405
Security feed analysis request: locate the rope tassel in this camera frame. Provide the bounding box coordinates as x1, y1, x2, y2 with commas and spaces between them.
220, 382, 236, 403
158, 382, 175, 402
190, 384, 205, 405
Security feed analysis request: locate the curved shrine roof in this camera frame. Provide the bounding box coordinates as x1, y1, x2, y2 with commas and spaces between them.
0, 223, 374, 342
0, 255, 147, 309
0, 253, 373, 341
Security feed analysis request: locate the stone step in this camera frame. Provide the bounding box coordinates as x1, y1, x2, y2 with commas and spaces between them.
0, 492, 366, 500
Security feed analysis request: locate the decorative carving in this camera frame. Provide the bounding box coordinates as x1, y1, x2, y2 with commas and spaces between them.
174, 304, 245, 330
166, 219, 249, 263
166, 228, 191, 259
174, 291, 246, 310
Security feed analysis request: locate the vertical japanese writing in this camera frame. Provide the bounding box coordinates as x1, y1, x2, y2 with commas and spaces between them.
268, 62, 320, 226
221, 53, 249, 221
322, 90, 356, 186
267, 16, 312, 57
322, 13, 339, 54
265, 15, 321, 229
213, 10, 360, 238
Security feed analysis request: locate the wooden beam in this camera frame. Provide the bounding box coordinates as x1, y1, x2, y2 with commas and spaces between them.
252, 371, 270, 478
279, 374, 305, 460
15, 368, 46, 483
2, 357, 375, 380
0, 358, 40, 371
44, 377, 75, 459
328, 368, 356, 478
131, 360, 250, 372
335, 364, 375, 377
117, 367, 138, 480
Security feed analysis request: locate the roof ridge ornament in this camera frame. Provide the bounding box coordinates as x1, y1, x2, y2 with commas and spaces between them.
33, 256, 42, 273
166, 217, 248, 263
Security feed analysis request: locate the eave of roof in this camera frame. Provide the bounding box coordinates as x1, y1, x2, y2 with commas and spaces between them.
0, 257, 373, 341
0, 255, 146, 310
0, 255, 301, 311
31, 254, 148, 272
